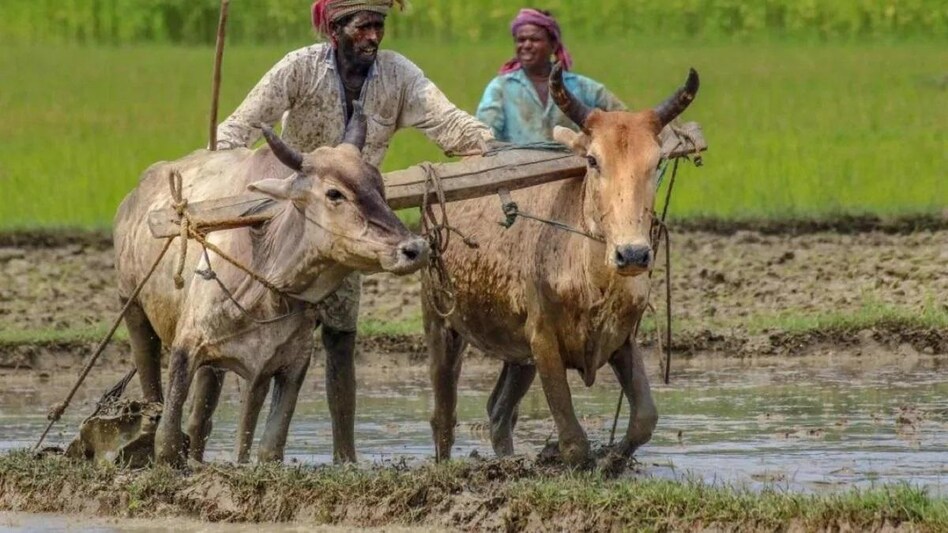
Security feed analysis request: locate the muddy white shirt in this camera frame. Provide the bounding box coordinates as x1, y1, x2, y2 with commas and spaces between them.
216, 43, 492, 166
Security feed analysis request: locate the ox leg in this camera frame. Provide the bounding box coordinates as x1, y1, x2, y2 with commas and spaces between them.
609, 339, 658, 456
487, 362, 536, 457
234, 375, 271, 463
426, 319, 465, 463
154, 348, 195, 467
323, 325, 357, 463
258, 356, 311, 463
124, 299, 163, 403
185, 366, 226, 463
531, 331, 590, 466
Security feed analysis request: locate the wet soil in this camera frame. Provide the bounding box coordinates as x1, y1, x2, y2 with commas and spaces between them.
1, 229, 945, 369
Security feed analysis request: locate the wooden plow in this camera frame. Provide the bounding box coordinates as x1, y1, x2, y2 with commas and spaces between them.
147, 123, 706, 239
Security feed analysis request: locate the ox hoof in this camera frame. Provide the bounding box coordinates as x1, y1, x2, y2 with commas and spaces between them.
561, 440, 592, 467
538, 439, 592, 468
596, 449, 639, 478
258, 449, 284, 463
618, 433, 652, 457
154, 447, 186, 468
154, 431, 189, 468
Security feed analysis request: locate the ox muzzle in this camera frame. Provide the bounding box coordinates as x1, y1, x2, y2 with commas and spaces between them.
612, 243, 652, 275
382, 236, 430, 275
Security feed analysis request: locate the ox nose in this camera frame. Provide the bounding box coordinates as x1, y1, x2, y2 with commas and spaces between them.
614, 244, 652, 269
398, 238, 429, 264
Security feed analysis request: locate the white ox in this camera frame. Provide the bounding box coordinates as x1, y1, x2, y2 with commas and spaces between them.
114, 110, 428, 465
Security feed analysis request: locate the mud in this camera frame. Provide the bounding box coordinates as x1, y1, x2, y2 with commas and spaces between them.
1, 229, 945, 369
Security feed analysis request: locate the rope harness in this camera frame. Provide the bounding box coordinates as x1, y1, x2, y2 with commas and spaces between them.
420, 162, 478, 319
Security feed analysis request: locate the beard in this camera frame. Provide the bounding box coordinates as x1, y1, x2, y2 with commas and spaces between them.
339, 40, 377, 70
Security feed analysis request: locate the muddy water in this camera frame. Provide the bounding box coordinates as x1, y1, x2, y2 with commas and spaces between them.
1, 353, 945, 494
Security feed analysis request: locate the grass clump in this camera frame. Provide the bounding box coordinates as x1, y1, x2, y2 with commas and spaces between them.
0, 324, 128, 347
517, 474, 948, 531
0, 452, 945, 530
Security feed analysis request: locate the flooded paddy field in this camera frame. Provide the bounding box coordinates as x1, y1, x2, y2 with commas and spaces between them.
0, 228, 946, 529
1, 352, 946, 495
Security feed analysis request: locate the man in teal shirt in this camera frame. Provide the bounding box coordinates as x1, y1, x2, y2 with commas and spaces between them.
476, 8, 625, 144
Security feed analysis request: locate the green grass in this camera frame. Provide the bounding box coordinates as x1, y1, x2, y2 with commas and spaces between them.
638, 299, 948, 337
0, 40, 944, 230
1, 452, 945, 530
357, 315, 423, 337
0, 324, 128, 346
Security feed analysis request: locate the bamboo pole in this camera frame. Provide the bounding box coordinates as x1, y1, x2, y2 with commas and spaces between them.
208, 0, 231, 151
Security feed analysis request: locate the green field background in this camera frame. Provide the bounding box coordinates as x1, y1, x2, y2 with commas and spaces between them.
5, 0, 947, 44
0, 2, 945, 230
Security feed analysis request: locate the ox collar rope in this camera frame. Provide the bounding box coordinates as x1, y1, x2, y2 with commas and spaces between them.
419, 162, 480, 319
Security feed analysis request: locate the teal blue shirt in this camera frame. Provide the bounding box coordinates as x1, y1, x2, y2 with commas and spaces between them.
476, 69, 626, 144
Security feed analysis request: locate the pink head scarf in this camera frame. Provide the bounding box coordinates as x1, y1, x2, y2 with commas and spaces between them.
500, 8, 573, 74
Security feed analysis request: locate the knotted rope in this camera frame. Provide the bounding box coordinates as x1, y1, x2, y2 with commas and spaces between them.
419, 162, 478, 319
168, 169, 295, 323
170, 170, 189, 289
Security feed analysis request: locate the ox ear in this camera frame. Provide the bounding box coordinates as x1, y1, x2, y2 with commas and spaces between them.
553, 125, 589, 154
248, 177, 301, 201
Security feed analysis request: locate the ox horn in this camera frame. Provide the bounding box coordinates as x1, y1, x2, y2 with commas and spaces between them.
259, 124, 303, 171
342, 100, 367, 151
654, 68, 700, 127
550, 61, 593, 129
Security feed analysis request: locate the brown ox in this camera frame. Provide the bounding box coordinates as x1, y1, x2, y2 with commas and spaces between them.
114, 110, 428, 466
423, 66, 699, 465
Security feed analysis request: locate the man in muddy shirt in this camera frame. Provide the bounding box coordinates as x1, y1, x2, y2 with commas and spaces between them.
216, 0, 493, 463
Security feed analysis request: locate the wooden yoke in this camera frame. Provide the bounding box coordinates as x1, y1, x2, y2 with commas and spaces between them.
147, 122, 706, 239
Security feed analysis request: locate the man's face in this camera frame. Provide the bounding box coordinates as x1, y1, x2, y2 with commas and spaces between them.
514, 24, 554, 72
335, 11, 386, 68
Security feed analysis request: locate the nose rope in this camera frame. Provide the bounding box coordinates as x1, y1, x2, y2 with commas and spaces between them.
497, 188, 606, 243
420, 162, 478, 319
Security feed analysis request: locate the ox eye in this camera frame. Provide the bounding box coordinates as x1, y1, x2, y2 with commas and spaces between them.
326, 188, 345, 202
586, 155, 599, 170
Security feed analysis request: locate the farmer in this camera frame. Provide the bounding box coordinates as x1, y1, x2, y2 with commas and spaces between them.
476, 8, 625, 143
215, 0, 494, 463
